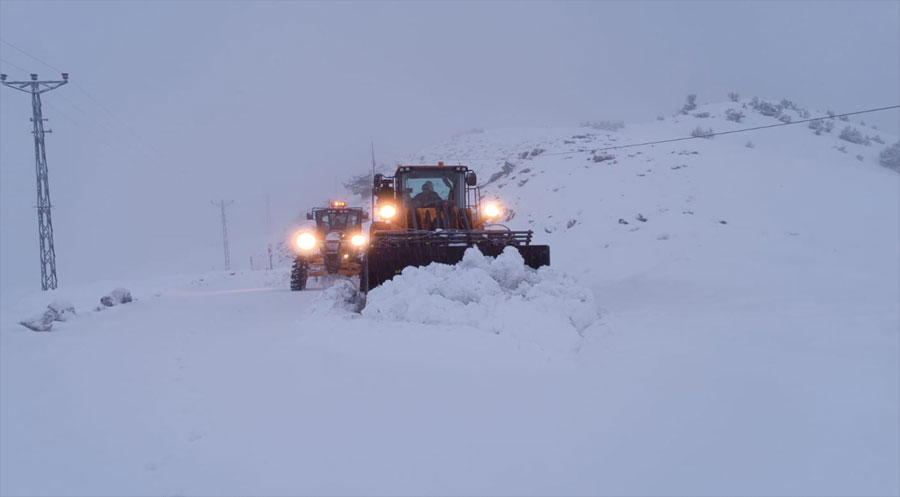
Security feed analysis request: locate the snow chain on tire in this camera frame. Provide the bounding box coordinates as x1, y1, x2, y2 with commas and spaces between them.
290, 257, 309, 291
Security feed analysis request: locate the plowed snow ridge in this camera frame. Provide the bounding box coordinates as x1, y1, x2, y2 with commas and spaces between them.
361, 247, 599, 350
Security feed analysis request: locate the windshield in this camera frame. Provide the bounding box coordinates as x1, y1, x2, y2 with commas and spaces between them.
401, 170, 465, 208
316, 210, 360, 232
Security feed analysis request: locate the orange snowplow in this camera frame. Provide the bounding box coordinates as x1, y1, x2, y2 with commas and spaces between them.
290, 201, 369, 290
361, 163, 550, 292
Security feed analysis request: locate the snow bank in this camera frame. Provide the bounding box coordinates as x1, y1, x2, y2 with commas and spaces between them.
100, 287, 133, 307
310, 278, 365, 315
362, 247, 599, 350
18, 299, 76, 332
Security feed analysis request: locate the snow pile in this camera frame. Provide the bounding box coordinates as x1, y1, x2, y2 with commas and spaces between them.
18, 299, 76, 332
362, 247, 599, 350
310, 278, 365, 315
99, 287, 133, 308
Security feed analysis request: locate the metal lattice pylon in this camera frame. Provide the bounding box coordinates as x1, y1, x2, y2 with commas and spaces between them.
211, 200, 234, 270
1, 72, 69, 290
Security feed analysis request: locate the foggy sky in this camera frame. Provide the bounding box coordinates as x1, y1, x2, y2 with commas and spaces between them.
1, 1, 898, 299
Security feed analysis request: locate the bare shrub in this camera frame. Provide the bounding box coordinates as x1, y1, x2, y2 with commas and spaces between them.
680, 94, 697, 114
725, 108, 744, 122
880, 141, 900, 172
691, 126, 714, 139
581, 120, 625, 132
809, 119, 826, 135
839, 126, 869, 145
749, 98, 782, 117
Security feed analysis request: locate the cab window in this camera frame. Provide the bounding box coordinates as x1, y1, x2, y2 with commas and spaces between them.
401, 171, 464, 206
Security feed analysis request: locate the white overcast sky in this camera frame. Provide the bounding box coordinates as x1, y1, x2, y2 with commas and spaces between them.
1, 1, 898, 296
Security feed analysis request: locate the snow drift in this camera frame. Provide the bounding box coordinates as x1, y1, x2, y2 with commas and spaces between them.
362, 246, 599, 351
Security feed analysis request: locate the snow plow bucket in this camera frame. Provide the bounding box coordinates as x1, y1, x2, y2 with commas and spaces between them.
361, 229, 550, 292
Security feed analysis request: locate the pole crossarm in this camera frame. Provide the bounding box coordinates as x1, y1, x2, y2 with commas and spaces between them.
1, 80, 68, 93
1, 72, 69, 93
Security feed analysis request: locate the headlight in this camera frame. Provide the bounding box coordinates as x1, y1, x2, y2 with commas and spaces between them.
295, 232, 316, 251
483, 203, 502, 218
350, 234, 366, 247
378, 204, 396, 219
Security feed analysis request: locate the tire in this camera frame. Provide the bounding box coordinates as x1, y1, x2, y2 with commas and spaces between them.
359, 254, 369, 294
290, 257, 309, 291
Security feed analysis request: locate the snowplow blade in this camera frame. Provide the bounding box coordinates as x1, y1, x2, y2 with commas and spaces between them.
361, 244, 550, 292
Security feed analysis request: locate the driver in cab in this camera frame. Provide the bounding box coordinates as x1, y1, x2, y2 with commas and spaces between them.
412, 180, 442, 207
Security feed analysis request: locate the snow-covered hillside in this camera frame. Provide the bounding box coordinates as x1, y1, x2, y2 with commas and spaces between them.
2, 97, 898, 496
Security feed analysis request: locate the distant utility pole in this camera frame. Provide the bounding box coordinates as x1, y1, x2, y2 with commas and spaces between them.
370, 142, 377, 215
265, 194, 273, 270
1, 72, 69, 291
211, 200, 234, 270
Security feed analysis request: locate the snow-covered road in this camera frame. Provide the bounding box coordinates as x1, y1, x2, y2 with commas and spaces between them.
2, 260, 897, 496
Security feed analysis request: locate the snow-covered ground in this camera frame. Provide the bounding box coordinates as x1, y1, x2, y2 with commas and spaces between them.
2, 98, 898, 496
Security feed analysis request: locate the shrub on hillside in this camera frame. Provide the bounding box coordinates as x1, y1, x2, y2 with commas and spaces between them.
691, 126, 714, 139
591, 153, 616, 163
681, 94, 697, 114
343, 172, 375, 200
809, 119, 826, 135
880, 141, 900, 172
693, 112, 710, 118
749, 97, 782, 117
839, 126, 869, 145
809, 118, 836, 135
725, 108, 744, 122
581, 120, 625, 132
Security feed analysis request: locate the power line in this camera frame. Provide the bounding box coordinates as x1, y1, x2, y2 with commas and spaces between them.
458, 105, 900, 162
0, 56, 31, 74
0, 52, 153, 171
1, 52, 137, 157
0, 38, 64, 73
1, 37, 161, 159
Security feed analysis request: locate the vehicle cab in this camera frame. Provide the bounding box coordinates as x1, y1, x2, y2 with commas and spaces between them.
372, 162, 502, 230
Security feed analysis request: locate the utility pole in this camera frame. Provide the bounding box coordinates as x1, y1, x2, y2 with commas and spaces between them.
211, 200, 234, 270
1, 72, 69, 291
370, 142, 377, 216
265, 194, 273, 270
